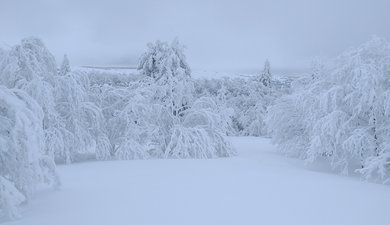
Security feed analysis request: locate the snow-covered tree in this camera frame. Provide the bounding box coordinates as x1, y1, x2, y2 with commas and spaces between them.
0, 37, 110, 163
192, 75, 279, 137
138, 39, 194, 117
59, 54, 71, 76
133, 39, 236, 159
0, 37, 65, 160
0, 37, 57, 87
310, 58, 326, 81
0, 86, 59, 220
55, 71, 109, 162
259, 60, 272, 88
266, 37, 390, 182
138, 39, 191, 80
266, 91, 313, 158
308, 37, 390, 177
23, 78, 67, 159
107, 89, 174, 159
237, 71, 273, 137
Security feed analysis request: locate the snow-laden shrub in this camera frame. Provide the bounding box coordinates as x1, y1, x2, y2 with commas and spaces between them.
358, 151, 390, 183
95, 133, 111, 160
115, 139, 149, 160
0, 176, 26, 220
166, 97, 236, 159
266, 37, 390, 182
0, 86, 59, 220
192, 61, 282, 137
237, 61, 276, 136
266, 93, 311, 158
107, 89, 174, 159
90, 84, 134, 120
184, 97, 234, 135
21, 78, 65, 158
88, 80, 154, 159
239, 100, 268, 137
55, 71, 109, 162
165, 126, 235, 159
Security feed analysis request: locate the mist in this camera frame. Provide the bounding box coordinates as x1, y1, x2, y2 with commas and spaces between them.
1, 0, 390, 70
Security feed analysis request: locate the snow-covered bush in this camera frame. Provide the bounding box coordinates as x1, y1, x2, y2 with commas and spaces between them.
266, 91, 314, 158
165, 126, 235, 159
184, 97, 234, 135
108, 91, 174, 159
88, 78, 149, 159
0, 86, 59, 220
166, 96, 236, 158
55, 70, 109, 162
240, 101, 268, 136
193, 68, 277, 137
266, 37, 390, 182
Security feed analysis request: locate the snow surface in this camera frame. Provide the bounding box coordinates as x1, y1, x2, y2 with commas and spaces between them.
74, 66, 307, 80
5, 137, 390, 225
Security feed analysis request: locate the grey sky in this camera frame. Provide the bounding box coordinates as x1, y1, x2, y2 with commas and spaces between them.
1, 0, 390, 70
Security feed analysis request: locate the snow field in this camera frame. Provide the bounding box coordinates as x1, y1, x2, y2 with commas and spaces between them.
7, 137, 390, 225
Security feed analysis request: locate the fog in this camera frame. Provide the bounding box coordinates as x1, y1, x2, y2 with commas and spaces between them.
1, 0, 390, 70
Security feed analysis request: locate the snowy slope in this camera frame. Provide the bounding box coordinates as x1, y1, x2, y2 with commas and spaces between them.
6, 137, 390, 225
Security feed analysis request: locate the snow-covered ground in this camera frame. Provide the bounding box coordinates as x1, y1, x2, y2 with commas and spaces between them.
6, 137, 390, 225
74, 66, 308, 80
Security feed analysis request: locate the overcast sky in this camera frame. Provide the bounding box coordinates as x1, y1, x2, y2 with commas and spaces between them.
1, 0, 390, 70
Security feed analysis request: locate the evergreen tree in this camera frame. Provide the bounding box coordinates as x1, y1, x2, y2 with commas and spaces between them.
59, 54, 71, 76
259, 60, 272, 88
